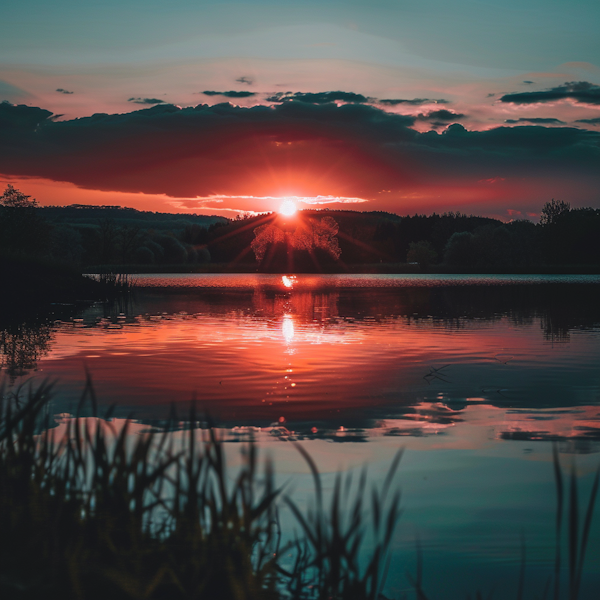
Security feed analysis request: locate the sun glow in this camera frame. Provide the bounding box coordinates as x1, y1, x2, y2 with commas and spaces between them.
279, 199, 297, 216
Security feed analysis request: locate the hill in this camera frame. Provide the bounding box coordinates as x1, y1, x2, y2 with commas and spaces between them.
40, 205, 228, 231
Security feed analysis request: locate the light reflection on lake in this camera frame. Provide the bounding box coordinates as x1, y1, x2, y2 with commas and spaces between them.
3, 274, 600, 599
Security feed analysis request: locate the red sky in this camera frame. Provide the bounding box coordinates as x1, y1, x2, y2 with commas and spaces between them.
1, 97, 599, 221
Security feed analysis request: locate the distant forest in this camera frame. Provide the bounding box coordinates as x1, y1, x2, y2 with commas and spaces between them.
1, 185, 600, 272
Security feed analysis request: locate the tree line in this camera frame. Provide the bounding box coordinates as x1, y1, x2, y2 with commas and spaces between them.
372, 200, 600, 269
1, 185, 599, 271
0, 185, 226, 267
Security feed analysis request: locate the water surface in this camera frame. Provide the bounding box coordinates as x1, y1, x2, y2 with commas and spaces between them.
3, 274, 600, 598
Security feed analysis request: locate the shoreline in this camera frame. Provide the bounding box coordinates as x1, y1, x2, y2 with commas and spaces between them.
82, 262, 600, 275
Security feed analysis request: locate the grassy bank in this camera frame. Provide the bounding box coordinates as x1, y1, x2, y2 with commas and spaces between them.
1, 381, 599, 599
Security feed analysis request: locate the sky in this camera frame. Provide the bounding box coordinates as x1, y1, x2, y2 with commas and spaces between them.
1, 0, 599, 219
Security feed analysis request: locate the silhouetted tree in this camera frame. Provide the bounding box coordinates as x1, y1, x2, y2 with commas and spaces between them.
407, 240, 437, 270
543, 207, 600, 265
98, 218, 118, 263
540, 199, 570, 226
251, 216, 342, 271
444, 231, 475, 266
0, 185, 50, 256
145, 240, 165, 262
154, 234, 188, 263
134, 246, 155, 264
118, 224, 142, 263
50, 224, 84, 264
505, 220, 541, 266
181, 224, 209, 246
0, 184, 38, 208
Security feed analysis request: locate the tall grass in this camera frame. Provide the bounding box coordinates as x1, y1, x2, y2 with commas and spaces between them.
282, 444, 402, 600
0, 380, 401, 600
551, 445, 599, 600
95, 271, 135, 293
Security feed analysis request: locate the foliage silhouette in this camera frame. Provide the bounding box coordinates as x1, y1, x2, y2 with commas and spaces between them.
0, 380, 404, 600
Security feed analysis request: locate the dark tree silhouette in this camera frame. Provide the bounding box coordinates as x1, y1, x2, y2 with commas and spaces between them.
540, 199, 570, 226
0, 185, 50, 256
407, 240, 437, 269
0, 184, 38, 208
251, 216, 342, 271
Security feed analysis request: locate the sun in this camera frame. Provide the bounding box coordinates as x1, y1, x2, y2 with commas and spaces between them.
278, 199, 297, 217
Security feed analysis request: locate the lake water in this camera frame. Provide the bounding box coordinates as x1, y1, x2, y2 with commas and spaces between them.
3, 274, 600, 598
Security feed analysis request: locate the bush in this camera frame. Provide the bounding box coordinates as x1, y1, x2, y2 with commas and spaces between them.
444, 231, 475, 266
154, 235, 187, 263
406, 240, 437, 269
134, 246, 155, 264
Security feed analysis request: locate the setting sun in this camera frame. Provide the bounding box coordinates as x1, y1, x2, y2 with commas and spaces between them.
279, 199, 297, 216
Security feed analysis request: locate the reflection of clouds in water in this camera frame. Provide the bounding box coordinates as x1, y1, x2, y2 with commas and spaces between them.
499, 406, 600, 451
364, 403, 600, 453
47, 404, 600, 454
378, 403, 462, 438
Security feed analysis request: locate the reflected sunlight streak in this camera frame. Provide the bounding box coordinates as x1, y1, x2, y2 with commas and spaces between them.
281, 275, 296, 288
282, 314, 295, 345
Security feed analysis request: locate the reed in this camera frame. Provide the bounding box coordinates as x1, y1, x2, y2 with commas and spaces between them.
551, 445, 599, 600
282, 444, 402, 600
95, 271, 136, 294
0, 380, 403, 600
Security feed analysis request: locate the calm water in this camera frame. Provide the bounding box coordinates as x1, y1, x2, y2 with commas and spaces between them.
3, 274, 600, 598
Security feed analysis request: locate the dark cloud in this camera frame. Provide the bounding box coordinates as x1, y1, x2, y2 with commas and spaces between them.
0, 101, 598, 201
203, 90, 256, 98
505, 118, 565, 124
267, 91, 369, 104
576, 117, 600, 125
418, 109, 464, 122
235, 77, 254, 85
0, 102, 52, 131
522, 81, 534, 85
128, 97, 166, 105
500, 81, 600, 105
56, 88, 74, 95
379, 98, 450, 106
263, 91, 451, 107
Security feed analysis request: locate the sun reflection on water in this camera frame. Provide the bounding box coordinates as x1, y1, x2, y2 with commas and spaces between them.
281, 314, 295, 345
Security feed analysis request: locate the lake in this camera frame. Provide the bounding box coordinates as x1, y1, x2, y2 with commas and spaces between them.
3, 273, 600, 599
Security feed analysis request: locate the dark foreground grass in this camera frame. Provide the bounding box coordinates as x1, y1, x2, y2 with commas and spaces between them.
0, 380, 598, 600
0, 379, 400, 600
